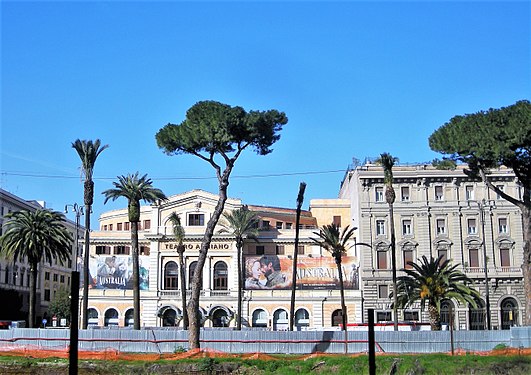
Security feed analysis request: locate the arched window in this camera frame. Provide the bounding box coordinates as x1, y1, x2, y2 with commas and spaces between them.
164, 261, 179, 290
212, 307, 230, 327
440, 300, 455, 329
469, 299, 486, 330
124, 308, 134, 327
162, 308, 178, 327
213, 261, 228, 290
501, 298, 518, 330
295, 308, 310, 330
252, 309, 268, 328
331, 309, 343, 327
87, 308, 99, 326
273, 309, 289, 331
104, 308, 119, 327
188, 261, 202, 289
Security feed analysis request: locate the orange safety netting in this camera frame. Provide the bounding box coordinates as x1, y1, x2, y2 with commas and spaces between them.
0, 345, 529, 361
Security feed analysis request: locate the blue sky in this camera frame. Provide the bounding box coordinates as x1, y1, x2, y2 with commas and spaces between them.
1, 1, 529, 228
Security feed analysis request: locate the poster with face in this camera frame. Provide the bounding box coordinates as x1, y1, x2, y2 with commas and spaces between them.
243, 255, 359, 290
87, 255, 150, 290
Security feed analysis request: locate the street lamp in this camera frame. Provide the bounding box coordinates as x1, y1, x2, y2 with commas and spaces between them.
468, 199, 495, 330
65, 203, 84, 375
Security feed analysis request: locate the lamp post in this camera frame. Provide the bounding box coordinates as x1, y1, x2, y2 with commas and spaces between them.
469, 199, 495, 330
65, 203, 83, 375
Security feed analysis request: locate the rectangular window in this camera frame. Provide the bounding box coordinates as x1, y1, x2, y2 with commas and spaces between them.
467, 218, 477, 235
276, 221, 283, 229
436, 219, 446, 235
114, 246, 130, 255
188, 213, 205, 226
117, 222, 123, 231
124, 222, 130, 231
103, 225, 107, 231
465, 185, 474, 201
109, 224, 113, 231
401, 187, 410, 202
256, 246, 265, 255
143, 220, 151, 230
376, 220, 386, 236
498, 218, 508, 234
469, 248, 479, 268
500, 248, 510, 267
276, 245, 285, 255
285, 223, 292, 229
438, 247, 448, 264
140, 246, 150, 256
262, 220, 270, 230
298, 245, 305, 255
45, 272, 50, 281
403, 249, 413, 269
333, 215, 342, 227
378, 284, 389, 299
377, 250, 387, 269
60, 275, 65, 283
402, 219, 412, 236
375, 187, 384, 202
435, 186, 444, 201
376, 311, 392, 322
53, 274, 58, 282
44, 289, 51, 302
96, 246, 111, 255
404, 311, 419, 321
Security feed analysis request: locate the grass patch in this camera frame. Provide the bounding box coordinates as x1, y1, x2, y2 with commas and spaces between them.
0, 353, 529, 374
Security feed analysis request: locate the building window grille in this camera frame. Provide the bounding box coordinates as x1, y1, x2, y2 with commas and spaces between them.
188, 213, 204, 226
376, 220, 386, 236
375, 187, 384, 202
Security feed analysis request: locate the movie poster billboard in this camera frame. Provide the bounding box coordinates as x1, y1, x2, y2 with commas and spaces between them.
243, 255, 359, 290
87, 255, 150, 290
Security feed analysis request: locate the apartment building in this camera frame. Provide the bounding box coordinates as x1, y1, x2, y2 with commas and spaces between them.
0, 188, 81, 326
339, 163, 525, 330
85, 190, 361, 329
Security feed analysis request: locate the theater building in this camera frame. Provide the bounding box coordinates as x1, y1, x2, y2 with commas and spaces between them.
339, 163, 525, 330
85, 190, 361, 330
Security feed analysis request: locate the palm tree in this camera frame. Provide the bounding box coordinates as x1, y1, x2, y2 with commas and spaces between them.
312, 223, 356, 352
218, 206, 259, 330
102, 172, 167, 330
167, 212, 188, 329
0, 209, 72, 327
72, 139, 108, 329
376, 152, 399, 331
395, 255, 480, 330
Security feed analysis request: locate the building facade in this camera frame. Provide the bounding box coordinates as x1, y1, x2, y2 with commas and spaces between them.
339, 163, 525, 330
0, 188, 81, 326
85, 190, 362, 330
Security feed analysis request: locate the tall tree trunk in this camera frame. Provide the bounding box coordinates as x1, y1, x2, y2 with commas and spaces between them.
428, 303, 441, 331
178, 245, 188, 329
389, 203, 398, 331
289, 182, 306, 331
188, 178, 230, 349
29, 263, 37, 328
522, 205, 531, 326
236, 240, 243, 330
131, 221, 141, 330
81, 180, 93, 330
337, 258, 348, 354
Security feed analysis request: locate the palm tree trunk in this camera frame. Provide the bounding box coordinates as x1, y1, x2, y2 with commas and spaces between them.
337, 258, 348, 354
389, 203, 399, 331
81, 204, 91, 329
521, 204, 531, 325
236, 240, 243, 330
131, 221, 141, 330
178, 246, 188, 329
428, 304, 441, 331
29, 264, 38, 328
